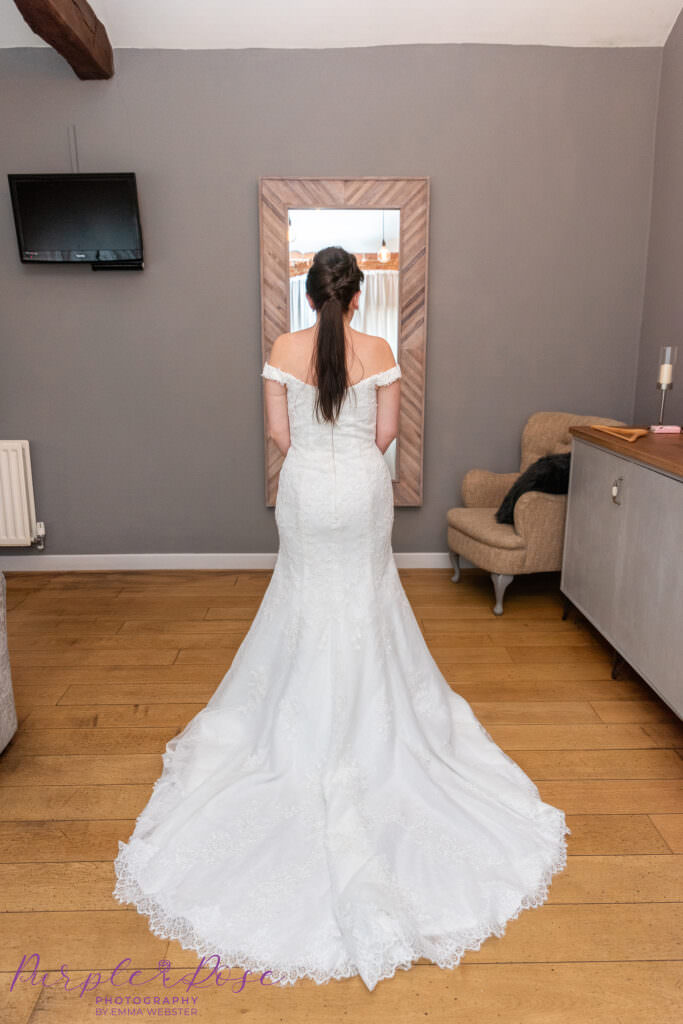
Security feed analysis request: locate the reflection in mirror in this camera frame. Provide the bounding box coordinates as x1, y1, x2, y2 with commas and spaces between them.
288, 208, 401, 479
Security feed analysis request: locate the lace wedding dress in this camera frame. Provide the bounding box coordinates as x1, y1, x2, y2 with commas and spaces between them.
113, 360, 569, 992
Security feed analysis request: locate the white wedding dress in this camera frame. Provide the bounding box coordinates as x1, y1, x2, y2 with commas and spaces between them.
113, 360, 569, 992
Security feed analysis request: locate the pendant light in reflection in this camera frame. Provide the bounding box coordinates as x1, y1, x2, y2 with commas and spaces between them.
377, 210, 390, 263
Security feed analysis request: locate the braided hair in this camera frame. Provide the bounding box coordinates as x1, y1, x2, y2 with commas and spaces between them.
305, 246, 364, 423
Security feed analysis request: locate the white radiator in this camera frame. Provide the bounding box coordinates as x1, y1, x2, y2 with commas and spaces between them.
0, 441, 38, 546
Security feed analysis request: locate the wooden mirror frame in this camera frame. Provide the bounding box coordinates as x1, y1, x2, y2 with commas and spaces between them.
259, 176, 430, 507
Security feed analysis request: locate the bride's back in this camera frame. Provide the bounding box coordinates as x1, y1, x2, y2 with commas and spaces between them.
262, 348, 401, 459
263, 246, 400, 459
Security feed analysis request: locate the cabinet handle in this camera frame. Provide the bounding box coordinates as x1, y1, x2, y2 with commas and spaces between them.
611, 477, 623, 505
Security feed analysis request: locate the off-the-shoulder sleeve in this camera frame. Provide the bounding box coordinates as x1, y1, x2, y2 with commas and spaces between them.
374, 364, 402, 388
262, 362, 287, 386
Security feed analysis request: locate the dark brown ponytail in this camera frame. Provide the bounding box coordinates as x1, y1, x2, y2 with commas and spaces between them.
305, 247, 364, 423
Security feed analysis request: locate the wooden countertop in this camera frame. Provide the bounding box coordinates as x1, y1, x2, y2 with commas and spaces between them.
569, 425, 683, 479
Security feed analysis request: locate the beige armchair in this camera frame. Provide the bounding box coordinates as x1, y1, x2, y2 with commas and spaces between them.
446, 411, 626, 614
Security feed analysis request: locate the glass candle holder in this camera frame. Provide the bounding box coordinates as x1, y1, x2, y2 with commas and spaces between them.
657, 346, 677, 388
656, 345, 678, 425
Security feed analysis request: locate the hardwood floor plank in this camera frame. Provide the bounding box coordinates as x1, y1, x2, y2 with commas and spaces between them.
472, 701, 601, 724
420, 616, 595, 633
11, 685, 71, 709
9, 649, 179, 667
15, 570, 235, 587
547, 855, 682, 903
13, 666, 220, 685
448, 679, 647, 700
8, 631, 250, 651
14, 595, 125, 616
539, 780, 683, 814
0, 785, 151, 820
436, 663, 642, 682
640, 723, 683, 747
6, 617, 126, 635
423, 629, 601, 647
409, 605, 573, 621
0, 752, 162, 786
649, 814, 683, 853
432, 646, 520, 665
0, 968, 42, 1024
20, 704, 202, 731
564, 814, 672, 855
118, 618, 254, 634
0, 911, 168, 972
505, 646, 613, 665
172, 647, 267, 666
461, 903, 681, 964
4, 571, 58, 587
55, 683, 217, 705
514, 749, 683, 780
486, 724, 675, 750
0, 863, 114, 911
202, 602, 293, 620
117, 614, 255, 630
107, 583, 245, 597
0, 820, 133, 863
591, 700, 680, 724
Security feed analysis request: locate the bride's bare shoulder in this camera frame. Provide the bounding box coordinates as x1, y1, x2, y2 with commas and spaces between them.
268, 328, 314, 371
355, 332, 398, 374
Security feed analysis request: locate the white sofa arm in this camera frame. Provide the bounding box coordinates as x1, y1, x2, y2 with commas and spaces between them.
0, 573, 17, 754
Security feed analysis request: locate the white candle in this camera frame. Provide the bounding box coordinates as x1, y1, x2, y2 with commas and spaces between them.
658, 362, 673, 385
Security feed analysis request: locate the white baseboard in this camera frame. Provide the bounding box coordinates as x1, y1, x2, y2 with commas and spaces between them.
0, 551, 458, 572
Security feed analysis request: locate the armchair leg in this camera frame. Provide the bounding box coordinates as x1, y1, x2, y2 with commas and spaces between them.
491, 573, 514, 615
449, 550, 461, 583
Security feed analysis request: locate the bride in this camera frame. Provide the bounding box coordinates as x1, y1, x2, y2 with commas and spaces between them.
113, 246, 569, 992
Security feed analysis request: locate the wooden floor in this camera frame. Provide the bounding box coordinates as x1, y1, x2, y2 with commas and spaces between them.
0, 568, 681, 1023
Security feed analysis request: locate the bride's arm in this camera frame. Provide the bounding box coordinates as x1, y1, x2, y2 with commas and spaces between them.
263, 378, 291, 456
376, 378, 400, 454
373, 337, 401, 453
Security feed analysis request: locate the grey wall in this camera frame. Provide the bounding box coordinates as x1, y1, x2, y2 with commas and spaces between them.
0, 44, 660, 556
635, 9, 683, 426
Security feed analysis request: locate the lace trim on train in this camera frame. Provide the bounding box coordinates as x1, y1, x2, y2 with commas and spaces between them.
113, 811, 568, 990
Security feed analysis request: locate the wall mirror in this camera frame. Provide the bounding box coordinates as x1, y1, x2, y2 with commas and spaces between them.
259, 177, 429, 506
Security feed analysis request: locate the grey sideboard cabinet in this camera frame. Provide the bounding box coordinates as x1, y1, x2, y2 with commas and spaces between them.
561, 427, 683, 719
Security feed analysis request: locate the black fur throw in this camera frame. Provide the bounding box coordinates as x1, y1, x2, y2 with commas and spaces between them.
495, 453, 571, 525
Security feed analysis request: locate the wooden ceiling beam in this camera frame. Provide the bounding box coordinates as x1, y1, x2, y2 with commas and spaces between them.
13, 0, 114, 79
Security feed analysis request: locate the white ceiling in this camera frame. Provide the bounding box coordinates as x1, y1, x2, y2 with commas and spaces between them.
289, 210, 401, 255
1, 0, 682, 49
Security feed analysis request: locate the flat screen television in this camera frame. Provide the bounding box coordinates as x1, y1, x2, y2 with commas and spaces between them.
7, 172, 144, 270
